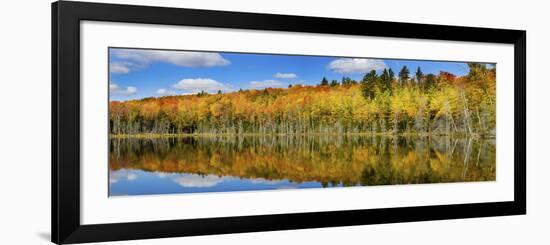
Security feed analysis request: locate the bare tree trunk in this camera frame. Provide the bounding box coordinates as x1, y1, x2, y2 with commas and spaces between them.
461, 90, 472, 135
394, 112, 399, 134
462, 137, 473, 180
476, 140, 482, 167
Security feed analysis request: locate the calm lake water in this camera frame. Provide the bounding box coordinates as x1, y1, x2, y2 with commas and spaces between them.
109, 135, 496, 196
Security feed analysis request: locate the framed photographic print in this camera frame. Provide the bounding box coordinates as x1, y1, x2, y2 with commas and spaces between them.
52, 1, 526, 244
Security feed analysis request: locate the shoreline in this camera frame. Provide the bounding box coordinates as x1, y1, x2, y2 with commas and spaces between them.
109, 132, 496, 139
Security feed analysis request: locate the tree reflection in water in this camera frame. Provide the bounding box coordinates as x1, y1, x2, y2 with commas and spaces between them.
109, 135, 495, 196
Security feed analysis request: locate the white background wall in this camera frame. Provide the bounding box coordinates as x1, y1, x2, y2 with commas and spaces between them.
0, 0, 548, 244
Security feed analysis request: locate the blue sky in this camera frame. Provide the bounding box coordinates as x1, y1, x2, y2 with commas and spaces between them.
109, 48, 482, 101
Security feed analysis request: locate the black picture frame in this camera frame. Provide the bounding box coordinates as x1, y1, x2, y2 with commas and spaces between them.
52, 1, 526, 244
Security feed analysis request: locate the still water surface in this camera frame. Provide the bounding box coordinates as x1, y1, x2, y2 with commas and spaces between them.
109, 135, 495, 196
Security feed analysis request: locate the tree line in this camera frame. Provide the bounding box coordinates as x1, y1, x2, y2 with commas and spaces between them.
109, 63, 495, 136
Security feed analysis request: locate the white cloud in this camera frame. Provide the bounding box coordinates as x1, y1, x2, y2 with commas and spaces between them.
109, 82, 118, 90
124, 87, 137, 94
110, 81, 137, 96
172, 78, 233, 94
173, 174, 224, 188
111, 49, 230, 73
274, 72, 297, 79
156, 173, 168, 178
327, 58, 387, 74
156, 88, 177, 96
249, 178, 283, 185
250, 80, 284, 89
109, 170, 138, 183
126, 173, 137, 181
109, 62, 131, 74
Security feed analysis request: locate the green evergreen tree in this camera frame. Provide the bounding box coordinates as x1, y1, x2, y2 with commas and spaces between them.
341, 76, 353, 86
320, 77, 329, 86
398, 66, 410, 86
361, 70, 378, 99
425, 73, 436, 89
341, 76, 347, 85
415, 67, 423, 85
379, 68, 391, 92
197, 90, 208, 97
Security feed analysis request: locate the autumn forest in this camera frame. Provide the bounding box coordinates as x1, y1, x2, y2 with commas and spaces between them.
109, 63, 495, 137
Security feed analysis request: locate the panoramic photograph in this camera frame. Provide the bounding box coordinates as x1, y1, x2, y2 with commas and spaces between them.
108, 47, 496, 196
